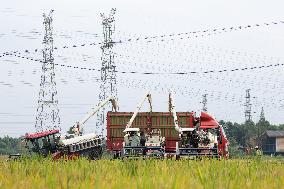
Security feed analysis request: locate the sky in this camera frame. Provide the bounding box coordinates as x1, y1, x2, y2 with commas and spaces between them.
0, 0, 284, 137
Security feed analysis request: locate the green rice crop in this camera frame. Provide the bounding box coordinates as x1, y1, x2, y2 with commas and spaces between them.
0, 157, 283, 189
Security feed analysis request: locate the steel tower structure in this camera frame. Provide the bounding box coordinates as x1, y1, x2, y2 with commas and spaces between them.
244, 89, 252, 122
202, 94, 208, 112
35, 10, 60, 132
96, 8, 118, 136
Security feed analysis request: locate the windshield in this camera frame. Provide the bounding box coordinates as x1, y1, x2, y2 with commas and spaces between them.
26, 140, 34, 149
47, 133, 60, 146
26, 138, 40, 153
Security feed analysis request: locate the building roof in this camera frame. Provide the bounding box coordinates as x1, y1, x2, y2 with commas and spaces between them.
266, 130, 284, 138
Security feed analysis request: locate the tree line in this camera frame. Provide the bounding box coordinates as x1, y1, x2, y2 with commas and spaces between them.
0, 136, 22, 155
220, 116, 284, 156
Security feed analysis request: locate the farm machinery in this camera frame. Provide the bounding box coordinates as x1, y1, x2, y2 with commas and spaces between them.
24, 129, 60, 157
19, 91, 228, 160
21, 96, 118, 160
107, 91, 229, 159
169, 92, 228, 159
121, 91, 165, 158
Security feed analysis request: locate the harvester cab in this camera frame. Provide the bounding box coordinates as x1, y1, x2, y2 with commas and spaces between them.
124, 128, 141, 147
178, 128, 197, 148
122, 91, 165, 158
24, 129, 60, 157
144, 128, 165, 158
145, 129, 164, 147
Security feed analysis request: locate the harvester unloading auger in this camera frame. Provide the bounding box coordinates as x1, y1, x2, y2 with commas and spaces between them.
22, 96, 118, 160
122, 91, 165, 158
169, 91, 229, 159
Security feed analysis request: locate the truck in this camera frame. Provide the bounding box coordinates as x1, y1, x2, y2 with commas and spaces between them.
106, 93, 229, 159
21, 96, 118, 160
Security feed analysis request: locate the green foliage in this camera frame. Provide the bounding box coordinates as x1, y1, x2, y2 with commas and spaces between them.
221, 118, 283, 157
0, 136, 22, 155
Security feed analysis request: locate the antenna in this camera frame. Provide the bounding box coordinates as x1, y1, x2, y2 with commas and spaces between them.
96, 8, 118, 136
34, 10, 61, 132
244, 89, 252, 122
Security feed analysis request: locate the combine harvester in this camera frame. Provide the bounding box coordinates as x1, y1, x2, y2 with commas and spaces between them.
169, 92, 228, 159
106, 91, 229, 159
22, 96, 118, 160
120, 91, 165, 159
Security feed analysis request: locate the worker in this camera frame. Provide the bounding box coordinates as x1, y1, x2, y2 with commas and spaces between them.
73, 123, 81, 136
180, 133, 186, 147
124, 132, 130, 146
131, 132, 140, 147
41, 138, 50, 157
193, 115, 200, 128
184, 132, 191, 147
255, 146, 262, 156
31, 139, 39, 151
42, 138, 49, 148
191, 130, 199, 148
140, 131, 146, 146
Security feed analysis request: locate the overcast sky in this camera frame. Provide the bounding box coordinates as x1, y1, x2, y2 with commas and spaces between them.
0, 0, 284, 137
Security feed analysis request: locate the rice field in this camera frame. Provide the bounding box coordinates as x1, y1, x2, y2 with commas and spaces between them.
0, 157, 284, 189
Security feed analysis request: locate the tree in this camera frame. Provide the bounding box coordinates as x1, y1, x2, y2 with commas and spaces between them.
256, 107, 270, 145
0, 136, 22, 155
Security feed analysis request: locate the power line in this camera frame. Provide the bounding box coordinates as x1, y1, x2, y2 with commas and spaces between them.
3, 20, 284, 54
3, 50, 284, 95
2, 51, 284, 75
115, 20, 284, 44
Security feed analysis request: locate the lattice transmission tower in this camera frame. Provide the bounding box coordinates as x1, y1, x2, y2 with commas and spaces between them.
201, 94, 208, 112
244, 89, 252, 122
96, 8, 118, 136
35, 10, 60, 132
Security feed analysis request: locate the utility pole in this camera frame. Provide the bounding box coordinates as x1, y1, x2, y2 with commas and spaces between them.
96, 8, 118, 136
201, 94, 208, 112
244, 89, 252, 123
35, 10, 60, 132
